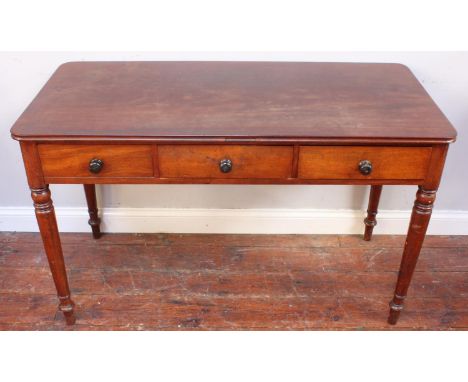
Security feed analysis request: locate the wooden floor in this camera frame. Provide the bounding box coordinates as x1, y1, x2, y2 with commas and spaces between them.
0, 232, 467, 330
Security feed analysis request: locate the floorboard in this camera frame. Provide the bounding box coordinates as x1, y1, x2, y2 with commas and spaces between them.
0, 233, 467, 330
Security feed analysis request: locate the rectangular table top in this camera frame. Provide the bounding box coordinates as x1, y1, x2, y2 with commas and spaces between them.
11, 61, 457, 143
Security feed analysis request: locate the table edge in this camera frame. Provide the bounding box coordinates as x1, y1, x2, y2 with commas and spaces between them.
10, 133, 457, 145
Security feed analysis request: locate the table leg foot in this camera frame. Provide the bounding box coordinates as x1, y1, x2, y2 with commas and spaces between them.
89, 221, 102, 240
59, 297, 76, 325
363, 220, 376, 241
387, 295, 405, 325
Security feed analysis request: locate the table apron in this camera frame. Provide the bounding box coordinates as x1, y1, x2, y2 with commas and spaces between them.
36, 143, 434, 185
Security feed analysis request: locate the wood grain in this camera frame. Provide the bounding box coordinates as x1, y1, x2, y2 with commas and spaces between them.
11, 62, 457, 143
0, 233, 466, 330
298, 146, 432, 180
9, 62, 457, 326
158, 145, 293, 179
38, 144, 154, 178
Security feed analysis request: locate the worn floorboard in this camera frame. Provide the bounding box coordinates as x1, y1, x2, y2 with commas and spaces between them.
0, 232, 467, 330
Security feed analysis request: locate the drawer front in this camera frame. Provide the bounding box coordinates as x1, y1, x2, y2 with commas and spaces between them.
158, 145, 294, 179
38, 144, 154, 177
298, 146, 432, 180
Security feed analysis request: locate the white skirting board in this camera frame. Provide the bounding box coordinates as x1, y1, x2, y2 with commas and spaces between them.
1, 207, 468, 235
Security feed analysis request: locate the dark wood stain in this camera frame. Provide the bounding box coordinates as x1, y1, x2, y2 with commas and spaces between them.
9, 62, 457, 326
11, 62, 456, 143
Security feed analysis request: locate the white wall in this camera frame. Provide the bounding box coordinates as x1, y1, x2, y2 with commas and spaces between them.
1, 52, 467, 233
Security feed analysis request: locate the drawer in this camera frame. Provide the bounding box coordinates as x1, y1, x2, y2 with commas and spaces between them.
38, 144, 154, 178
158, 145, 294, 179
298, 146, 432, 180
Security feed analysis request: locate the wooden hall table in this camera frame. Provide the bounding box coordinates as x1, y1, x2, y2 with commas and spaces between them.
10, 62, 457, 326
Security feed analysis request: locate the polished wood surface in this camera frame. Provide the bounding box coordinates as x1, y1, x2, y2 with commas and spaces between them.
1, 232, 467, 330
83, 184, 101, 239
36, 142, 434, 184
19, 142, 76, 324
11, 62, 456, 143
158, 145, 293, 179
388, 144, 449, 324
298, 146, 432, 180
364, 185, 383, 241
38, 144, 154, 178
10, 62, 457, 326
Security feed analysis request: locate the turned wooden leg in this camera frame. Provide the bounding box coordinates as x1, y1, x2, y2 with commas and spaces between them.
363, 185, 383, 241
83, 184, 101, 239
31, 186, 76, 325
388, 186, 436, 325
